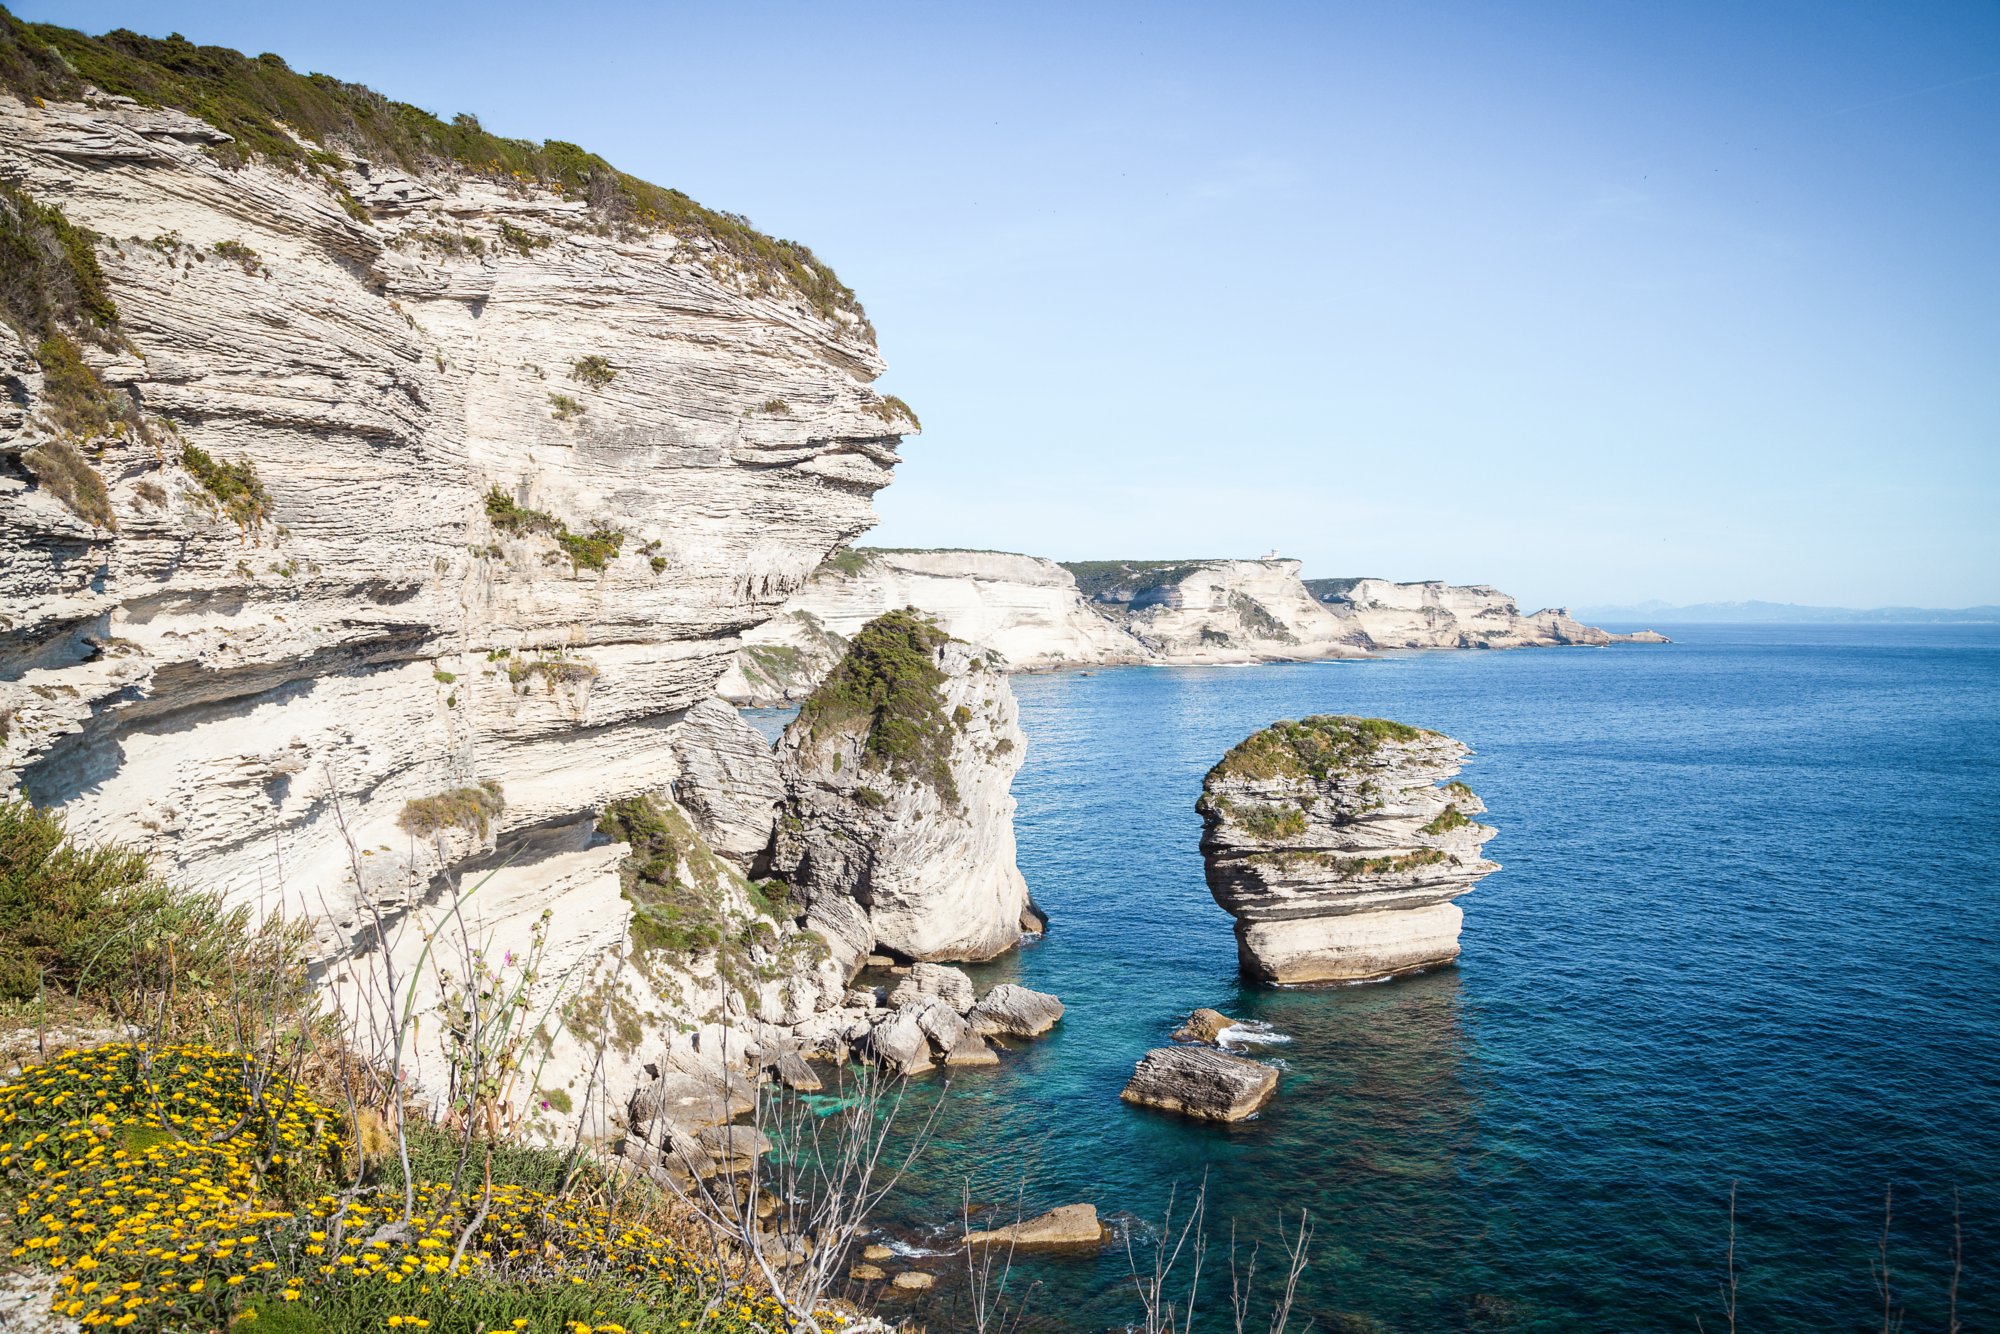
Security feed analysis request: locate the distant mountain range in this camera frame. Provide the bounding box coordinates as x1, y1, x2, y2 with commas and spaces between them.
1575, 600, 2000, 624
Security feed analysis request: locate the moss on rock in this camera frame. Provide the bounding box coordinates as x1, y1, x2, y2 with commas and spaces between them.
795, 609, 962, 804
1210, 715, 1430, 784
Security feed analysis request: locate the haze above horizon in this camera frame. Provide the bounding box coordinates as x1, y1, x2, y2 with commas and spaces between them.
20, 0, 1998, 609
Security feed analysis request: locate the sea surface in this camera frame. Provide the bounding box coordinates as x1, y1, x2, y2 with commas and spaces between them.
754, 625, 1999, 1332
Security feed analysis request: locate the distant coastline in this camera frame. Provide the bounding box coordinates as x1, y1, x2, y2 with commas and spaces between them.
1576, 600, 2000, 625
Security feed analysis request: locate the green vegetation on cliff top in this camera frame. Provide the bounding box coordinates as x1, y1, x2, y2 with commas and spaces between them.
0, 5, 867, 329
1210, 714, 1431, 784
1061, 559, 1217, 604
796, 609, 962, 803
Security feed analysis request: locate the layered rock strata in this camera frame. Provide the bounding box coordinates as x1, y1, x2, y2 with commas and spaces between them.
0, 26, 918, 1142
1120, 1046, 1279, 1122
726, 553, 1664, 702
721, 548, 1150, 701
1198, 715, 1500, 983
1306, 578, 1670, 649
1073, 557, 1364, 663
769, 611, 1031, 969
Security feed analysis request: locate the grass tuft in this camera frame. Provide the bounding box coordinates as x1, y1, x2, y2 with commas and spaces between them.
395, 780, 505, 838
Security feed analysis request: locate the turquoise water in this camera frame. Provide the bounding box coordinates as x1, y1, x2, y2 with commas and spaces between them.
763, 625, 2000, 1330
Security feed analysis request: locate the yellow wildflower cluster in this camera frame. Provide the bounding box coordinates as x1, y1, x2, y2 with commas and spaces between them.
0, 1046, 812, 1332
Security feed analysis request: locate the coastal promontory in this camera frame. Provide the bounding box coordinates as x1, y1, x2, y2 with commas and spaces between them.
1198, 715, 1500, 983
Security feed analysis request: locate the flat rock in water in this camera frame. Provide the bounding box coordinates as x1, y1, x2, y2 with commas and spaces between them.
966, 984, 1065, 1038
943, 1029, 1001, 1066
851, 1264, 887, 1282
890, 1271, 935, 1292
1120, 1046, 1278, 1122
862, 1244, 894, 1262
964, 1203, 1108, 1252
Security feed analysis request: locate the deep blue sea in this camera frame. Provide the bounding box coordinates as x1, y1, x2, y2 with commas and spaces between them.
759, 625, 2000, 1331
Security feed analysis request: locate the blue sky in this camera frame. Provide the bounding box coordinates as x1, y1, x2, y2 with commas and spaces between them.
21, 1, 2000, 608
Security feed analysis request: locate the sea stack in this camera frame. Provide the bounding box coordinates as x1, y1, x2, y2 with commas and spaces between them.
770, 610, 1032, 971
1197, 715, 1499, 983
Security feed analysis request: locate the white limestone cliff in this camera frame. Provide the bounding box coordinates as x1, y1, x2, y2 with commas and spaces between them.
0, 78, 915, 1136
720, 548, 1149, 702
725, 553, 1664, 701
1308, 578, 1669, 649
1081, 558, 1365, 663
1197, 715, 1500, 983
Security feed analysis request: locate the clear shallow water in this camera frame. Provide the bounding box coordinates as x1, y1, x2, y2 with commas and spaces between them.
767, 626, 2000, 1331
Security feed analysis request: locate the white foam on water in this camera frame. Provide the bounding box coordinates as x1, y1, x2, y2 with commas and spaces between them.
1216, 1021, 1292, 1051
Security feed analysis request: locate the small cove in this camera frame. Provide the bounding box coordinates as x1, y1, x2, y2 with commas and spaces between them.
753, 624, 1999, 1331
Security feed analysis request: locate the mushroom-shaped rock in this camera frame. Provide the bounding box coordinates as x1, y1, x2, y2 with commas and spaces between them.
889, 961, 978, 1013
1120, 1046, 1278, 1122
963, 1203, 1109, 1252
1198, 715, 1499, 984
966, 984, 1065, 1039
770, 612, 1031, 968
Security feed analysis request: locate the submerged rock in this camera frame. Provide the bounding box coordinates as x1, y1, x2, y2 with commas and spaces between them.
771, 612, 1032, 969
963, 1203, 1109, 1252
1120, 1046, 1278, 1122
1198, 715, 1499, 984
965, 984, 1065, 1039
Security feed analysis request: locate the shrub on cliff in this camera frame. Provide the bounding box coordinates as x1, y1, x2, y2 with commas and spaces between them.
1212, 715, 1429, 783
0, 180, 118, 343
396, 781, 505, 838
0, 8, 870, 330
796, 609, 962, 803
0, 797, 305, 1023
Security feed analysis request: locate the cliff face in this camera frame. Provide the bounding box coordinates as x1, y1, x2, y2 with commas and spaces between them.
0, 86, 907, 945
1197, 715, 1500, 983
1307, 578, 1668, 649
769, 612, 1031, 968
1078, 558, 1364, 662
720, 548, 1148, 701
0, 36, 931, 1139
725, 553, 1664, 701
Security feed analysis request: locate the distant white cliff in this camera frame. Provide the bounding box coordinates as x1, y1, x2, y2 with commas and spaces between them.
722, 551, 1665, 703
